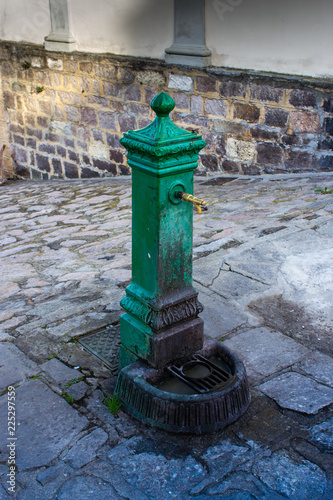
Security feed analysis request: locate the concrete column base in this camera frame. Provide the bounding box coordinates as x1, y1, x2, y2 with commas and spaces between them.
44, 34, 76, 53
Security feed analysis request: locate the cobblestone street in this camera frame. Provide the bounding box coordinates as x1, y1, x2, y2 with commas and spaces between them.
0, 173, 333, 499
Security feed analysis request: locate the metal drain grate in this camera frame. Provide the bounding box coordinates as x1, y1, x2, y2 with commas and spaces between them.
167, 354, 234, 394
78, 324, 120, 374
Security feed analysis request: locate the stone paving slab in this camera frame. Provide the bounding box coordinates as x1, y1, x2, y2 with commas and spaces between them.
252, 451, 328, 500
0, 174, 333, 498
297, 351, 333, 388
0, 343, 39, 392
0, 379, 89, 471
223, 327, 310, 382
62, 427, 108, 469
258, 372, 333, 414
40, 358, 84, 390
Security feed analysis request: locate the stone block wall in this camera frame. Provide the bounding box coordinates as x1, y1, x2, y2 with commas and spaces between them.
1, 41, 333, 180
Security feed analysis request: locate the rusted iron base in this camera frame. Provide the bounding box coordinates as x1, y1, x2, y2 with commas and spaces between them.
115, 338, 250, 435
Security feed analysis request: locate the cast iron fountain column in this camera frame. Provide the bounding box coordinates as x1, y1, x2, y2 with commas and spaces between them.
116, 93, 250, 434
118, 92, 206, 370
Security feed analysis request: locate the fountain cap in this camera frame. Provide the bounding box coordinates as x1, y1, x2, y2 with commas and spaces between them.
150, 92, 175, 117
120, 92, 206, 174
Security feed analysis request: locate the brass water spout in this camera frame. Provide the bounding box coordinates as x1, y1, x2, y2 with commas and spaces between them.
176, 192, 208, 214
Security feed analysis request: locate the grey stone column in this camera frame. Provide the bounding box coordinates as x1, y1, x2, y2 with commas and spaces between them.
44, 0, 76, 52
165, 0, 211, 67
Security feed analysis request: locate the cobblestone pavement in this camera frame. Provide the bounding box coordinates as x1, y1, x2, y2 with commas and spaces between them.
0, 173, 333, 499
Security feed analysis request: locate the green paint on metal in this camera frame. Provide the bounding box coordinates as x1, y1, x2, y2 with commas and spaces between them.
119, 92, 206, 369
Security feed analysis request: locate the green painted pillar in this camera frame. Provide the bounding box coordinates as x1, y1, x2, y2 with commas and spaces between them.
119, 92, 206, 369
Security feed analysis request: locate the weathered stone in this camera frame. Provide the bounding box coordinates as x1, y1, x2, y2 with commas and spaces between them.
319, 155, 333, 171
52, 158, 63, 175
13, 134, 24, 145
57, 91, 81, 106
66, 380, 89, 400
250, 84, 283, 102
56, 475, 121, 500
168, 74, 193, 91
118, 114, 136, 132
80, 167, 99, 178
106, 133, 121, 148
289, 89, 317, 108
222, 159, 240, 172
223, 328, 310, 381
204, 98, 227, 116
290, 110, 320, 133
258, 372, 333, 414
173, 91, 189, 109
252, 451, 327, 500
310, 417, 333, 452
57, 344, 110, 378
107, 436, 206, 499
63, 428, 108, 468
37, 116, 49, 128
41, 358, 83, 390
80, 107, 97, 126
92, 159, 116, 175
233, 102, 260, 123
227, 138, 255, 162
118, 67, 135, 83
95, 64, 116, 79
242, 164, 261, 175
298, 351, 333, 388
39, 144, 55, 155
0, 343, 39, 392
200, 154, 219, 171
136, 70, 165, 86
285, 150, 315, 171
190, 94, 203, 114
37, 463, 71, 486
219, 80, 247, 98
127, 102, 149, 116
196, 76, 216, 93
64, 161, 79, 178
85, 389, 120, 428
250, 126, 279, 141
65, 105, 79, 122
0, 379, 89, 471
47, 58, 63, 71
83, 462, 150, 500
108, 150, 123, 163
103, 82, 121, 97
123, 85, 141, 102
65, 138, 75, 148
213, 119, 247, 135
256, 142, 283, 165
79, 61, 93, 74
44, 132, 60, 143
264, 108, 289, 128
191, 440, 267, 495
323, 96, 333, 112
98, 111, 116, 131
68, 150, 79, 163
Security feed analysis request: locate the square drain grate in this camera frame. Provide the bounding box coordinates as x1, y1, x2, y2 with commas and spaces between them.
79, 324, 120, 374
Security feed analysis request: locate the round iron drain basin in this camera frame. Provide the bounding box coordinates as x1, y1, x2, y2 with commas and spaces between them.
115, 338, 250, 434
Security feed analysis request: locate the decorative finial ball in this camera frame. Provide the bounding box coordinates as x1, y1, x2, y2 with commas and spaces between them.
151, 92, 175, 117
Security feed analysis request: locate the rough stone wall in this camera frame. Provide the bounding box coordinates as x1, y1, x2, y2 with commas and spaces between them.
0, 73, 14, 179
1, 41, 333, 180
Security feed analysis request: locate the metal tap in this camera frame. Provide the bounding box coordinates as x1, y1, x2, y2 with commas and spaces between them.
175, 191, 208, 214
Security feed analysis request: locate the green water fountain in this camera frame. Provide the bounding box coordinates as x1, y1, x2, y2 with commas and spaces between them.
115, 92, 250, 434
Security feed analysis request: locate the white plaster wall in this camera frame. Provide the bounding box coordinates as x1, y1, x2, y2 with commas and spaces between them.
69, 0, 174, 59
0, 0, 332, 78
206, 0, 333, 78
0, 0, 50, 44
